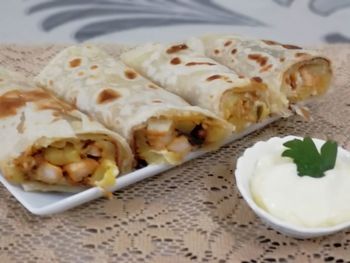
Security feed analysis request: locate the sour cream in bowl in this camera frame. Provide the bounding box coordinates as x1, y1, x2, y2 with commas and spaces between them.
235, 135, 350, 238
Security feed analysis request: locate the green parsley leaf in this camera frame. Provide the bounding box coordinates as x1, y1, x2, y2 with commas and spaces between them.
282, 137, 338, 178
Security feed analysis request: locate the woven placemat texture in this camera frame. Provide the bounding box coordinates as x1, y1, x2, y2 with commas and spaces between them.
0, 44, 349, 263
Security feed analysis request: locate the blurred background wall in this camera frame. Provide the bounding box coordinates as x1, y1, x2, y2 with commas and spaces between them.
1, 0, 350, 44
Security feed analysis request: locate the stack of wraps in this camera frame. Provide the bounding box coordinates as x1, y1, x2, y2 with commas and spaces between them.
2, 36, 332, 193
0, 68, 133, 192
36, 45, 231, 166
190, 34, 332, 112
121, 42, 278, 131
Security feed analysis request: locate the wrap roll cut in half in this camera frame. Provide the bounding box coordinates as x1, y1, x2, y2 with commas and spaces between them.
35, 45, 231, 166
121, 42, 274, 132
0, 68, 133, 192
194, 34, 332, 107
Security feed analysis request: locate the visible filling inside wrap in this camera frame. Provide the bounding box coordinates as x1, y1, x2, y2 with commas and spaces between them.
282, 58, 331, 102
134, 114, 228, 166
220, 83, 270, 131
7, 134, 120, 190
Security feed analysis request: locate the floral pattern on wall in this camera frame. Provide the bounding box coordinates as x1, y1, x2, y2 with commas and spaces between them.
5, 0, 349, 43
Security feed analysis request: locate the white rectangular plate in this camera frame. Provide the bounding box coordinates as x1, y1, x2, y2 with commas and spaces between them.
0, 117, 279, 215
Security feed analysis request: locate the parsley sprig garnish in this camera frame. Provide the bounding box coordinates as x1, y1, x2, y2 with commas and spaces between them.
282, 137, 338, 178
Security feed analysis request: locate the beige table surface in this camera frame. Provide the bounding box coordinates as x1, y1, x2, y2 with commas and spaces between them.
0, 44, 349, 263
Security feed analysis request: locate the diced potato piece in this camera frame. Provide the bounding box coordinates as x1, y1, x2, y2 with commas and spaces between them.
50, 140, 67, 149
255, 102, 269, 122
299, 67, 315, 86
90, 159, 118, 188
44, 144, 81, 166
146, 118, 175, 150
175, 120, 196, 134
160, 150, 183, 165
84, 144, 102, 157
63, 159, 98, 182
90, 160, 109, 182
134, 131, 163, 164
95, 140, 116, 161
148, 131, 174, 150
5, 166, 25, 183
167, 135, 192, 155
135, 130, 190, 165
222, 89, 269, 131
205, 126, 227, 143
21, 156, 37, 172
147, 118, 173, 133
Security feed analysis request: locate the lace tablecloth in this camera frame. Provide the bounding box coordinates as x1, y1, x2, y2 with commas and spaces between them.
0, 44, 349, 263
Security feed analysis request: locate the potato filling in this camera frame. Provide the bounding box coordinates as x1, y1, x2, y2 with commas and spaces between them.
10, 135, 120, 189
221, 87, 270, 132
134, 116, 227, 166
283, 58, 331, 103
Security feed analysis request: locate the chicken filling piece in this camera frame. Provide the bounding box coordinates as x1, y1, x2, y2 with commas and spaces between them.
221, 89, 270, 132
283, 59, 331, 102
12, 135, 119, 188
135, 116, 224, 166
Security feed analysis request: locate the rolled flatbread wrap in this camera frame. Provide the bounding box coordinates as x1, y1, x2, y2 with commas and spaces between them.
193, 34, 332, 106
0, 68, 133, 192
36, 45, 231, 166
121, 42, 274, 131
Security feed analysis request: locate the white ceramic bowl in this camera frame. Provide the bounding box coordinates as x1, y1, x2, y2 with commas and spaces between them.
235, 135, 350, 239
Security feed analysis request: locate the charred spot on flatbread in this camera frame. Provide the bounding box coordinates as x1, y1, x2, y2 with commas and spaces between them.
262, 40, 281, 45
0, 93, 26, 118
251, 76, 263, 83
170, 57, 181, 65
166, 44, 188, 54
124, 69, 137, 79
0, 90, 52, 118
248, 54, 268, 67
260, 64, 273, 73
148, 84, 159, 89
224, 40, 232, 47
97, 89, 121, 104
69, 58, 81, 68
282, 44, 302, 50
206, 75, 223, 81
185, 62, 216, 66
262, 40, 301, 50
295, 52, 308, 57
